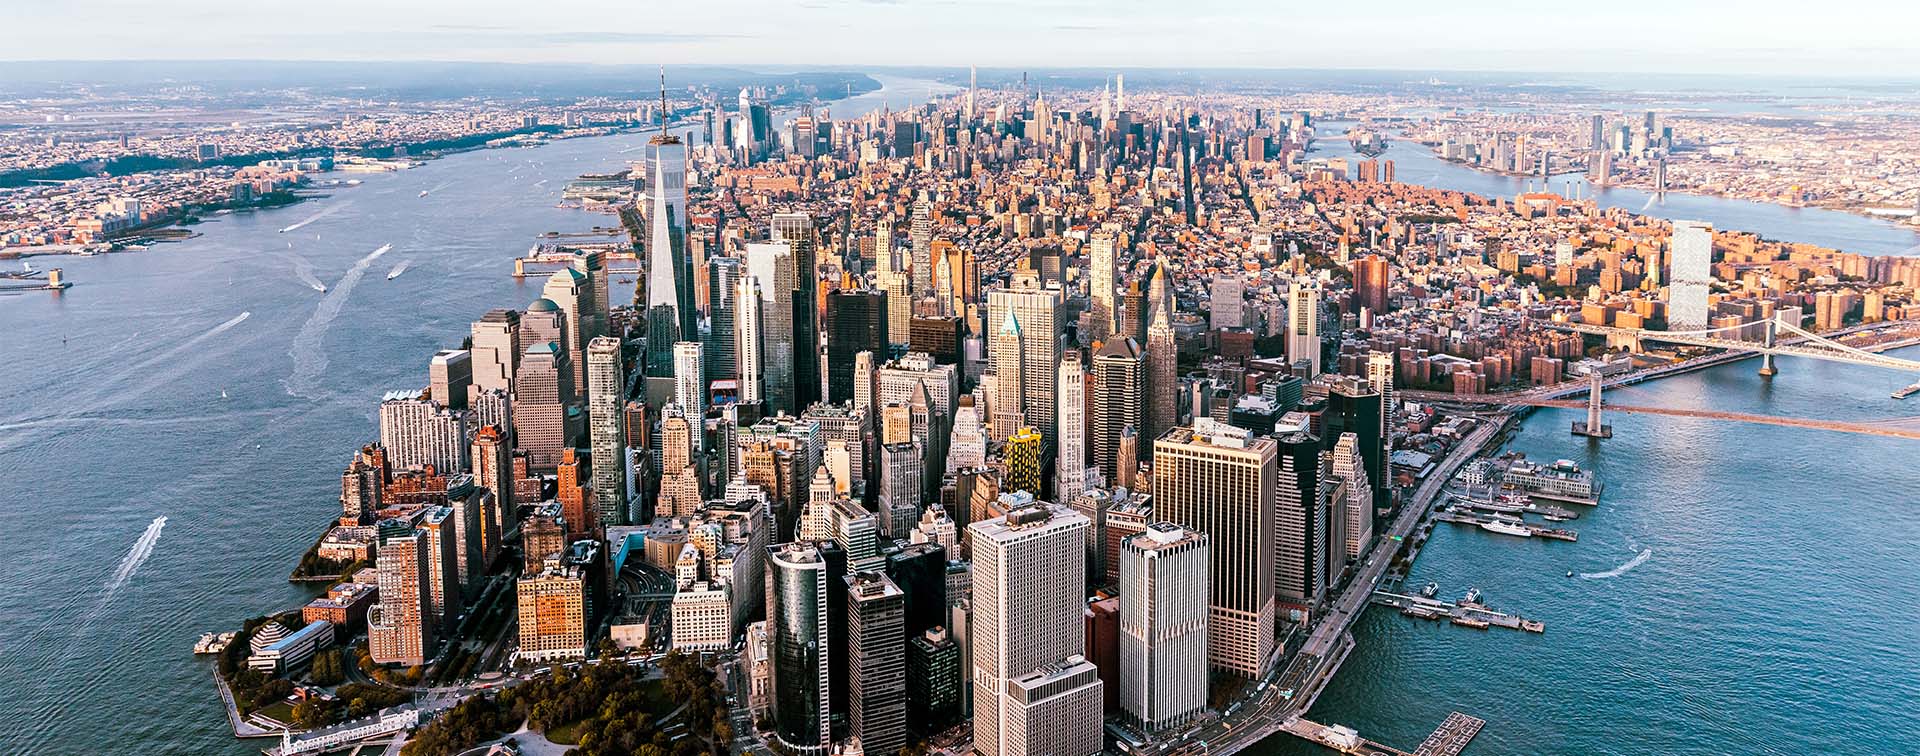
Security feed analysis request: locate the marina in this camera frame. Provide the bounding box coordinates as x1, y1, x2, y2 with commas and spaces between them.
1435, 510, 1579, 541
1371, 589, 1547, 634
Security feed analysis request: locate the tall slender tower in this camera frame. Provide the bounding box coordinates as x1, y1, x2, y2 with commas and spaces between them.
736, 275, 766, 407
1118, 523, 1209, 732
673, 341, 705, 452
910, 199, 934, 299
1287, 281, 1321, 376
586, 336, 628, 527
1091, 338, 1144, 480
1056, 349, 1087, 504
990, 310, 1025, 442
1086, 231, 1117, 342
706, 257, 742, 382
645, 68, 696, 404
1146, 302, 1178, 456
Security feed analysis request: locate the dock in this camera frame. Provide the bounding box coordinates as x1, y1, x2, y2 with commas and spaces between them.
1413, 712, 1486, 756
1436, 510, 1578, 541
0, 267, 71, 291
1372, 591, 1546, 634
511, 242, 639, 277
1281, 711, 1484, 756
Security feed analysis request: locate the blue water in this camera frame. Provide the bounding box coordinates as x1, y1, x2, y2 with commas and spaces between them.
0, 75, 955, 756
1260, 350, 1920, 755
1314, 124, 1920, 256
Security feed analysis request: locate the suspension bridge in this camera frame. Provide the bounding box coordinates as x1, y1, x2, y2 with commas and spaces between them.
1405, 319, 1920, 440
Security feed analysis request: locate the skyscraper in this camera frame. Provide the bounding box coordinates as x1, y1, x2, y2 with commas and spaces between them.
1087, 231, 1118, 342
707, 256, 743, 383
910, 200, 934, 298
985, 273, 1064, 446
378, 391, 469, 473
514, 342, 575, 472
1273, 425, 1326, 614
737, 275, 766, 407
1670, 220, 1713, 329
368, 522, 432, 666
1005, 426, 1043, 496
429, 349, 472, 410
1352, 254, 1391, 316
845, 572, 908, 755
747, 242, 797, 413
544, 266, 595, 399
1209, 276, 1244, 330
1324, 376, 1386, 509
645, 110, 697, 405
771, 213, 821, 411
586, 336, 628, 527
990, 310, 1026, 442
1153, 419, 1277, 677
1146, 304, 1178, 455
969, 503, 1102, 756
1331, 433, 1374, 561
827, 289, 890, 404
1091, 338, 1145, 480
1118, 523, 1209, 732
767, 543, 836, 756
674, 341, 706, 452
1287, 281, 1321, 376
469, 309, 521, 397
1055, 349, 1087, 504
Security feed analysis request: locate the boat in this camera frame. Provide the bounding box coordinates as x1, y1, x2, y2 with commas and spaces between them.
419, 190, 431, 198
310, 282, 326, 293
1566, 570, 1575, 578
1420, 581, 1438, 598
1894, 383, 1920, 400
1480, 520, 1532, 538
1451, 616, 1491, 630
219, 389, 228, 399
387, 261, 410, 280
1463, 587, 1483, 604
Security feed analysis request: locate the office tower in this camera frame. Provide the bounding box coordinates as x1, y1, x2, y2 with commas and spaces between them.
573, 249, 610, 325
1005, 426, 1043, 496
1273, 425, 1324, 612
985, 275, 1064, 446
1324, 376, 1386, 509
910, 200, 934, 298
990, 310, 1026, 442
876, 352, 959, 476
828, 289, 890, 404
1086, 232, 1117, 342
771, 213, 822, 411
707, 256, 743, 382
429, 349, 472, 410
1209, 276, 1244, 330
1670, 220, 1713, 329
521, 297, 567, 359
907, 627, 963, 735
471, 425, 512, 548
1085, 596, 1120, 714
910, 506, 958, 553
1287, 281, 1321, 376
767, 542, 837, 755
1117, 428, 1138, 491
1353, 255, 1391, 316
884, 542, 948, 637
514, 342, 575, 471
645, 117, 697, 405
585, 337, 628, 526
1145, 305, 1178, 455
379, 391, 469, 473
746, 242, 797, 413
544, 267, 596, 397
1366, 351, 1395, 417
1331, 433, 1374, 560
368, 522, 432, 665
1153, 419, 1277, 677
443, 479, 486, 594
846, 572, 908, 755
1589, 114, 1606, 150
947, 396, 986, 474
1120, 281, 1146, 344
517, 559, 590, 662
737, 275, 766, 407
1091, 338, 1145, 480
969, 503, 1101, 756
1118, 523, 1209, 732
1116, 73, 1125, 110
879, 442, 923, 540
674, 341, 706, 451
1055, 349, 1087, 505
418, 506, 462, 630
469, 309, 521, 396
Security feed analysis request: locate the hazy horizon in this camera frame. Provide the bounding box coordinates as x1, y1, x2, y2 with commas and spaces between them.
10, 0, 1920, 78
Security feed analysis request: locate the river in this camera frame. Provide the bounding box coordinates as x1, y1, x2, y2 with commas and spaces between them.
0, 74, 955, 756
1311, 123, 1920, 257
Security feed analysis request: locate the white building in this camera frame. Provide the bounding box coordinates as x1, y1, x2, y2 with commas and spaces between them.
1118, 523, 1209, 732
969, 503, 1101, 756
1669, 220, 1713, 329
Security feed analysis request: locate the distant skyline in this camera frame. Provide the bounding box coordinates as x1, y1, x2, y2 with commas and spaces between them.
10, 0, 1920, 77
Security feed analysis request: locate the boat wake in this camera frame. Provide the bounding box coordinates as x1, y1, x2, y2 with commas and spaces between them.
1640, 194, 1659, 212
1580, 548, 1652, 579
288, 252, 325, 291
278, 201, 350, 233
108, 516, 168, 593
285, 244, 391, 397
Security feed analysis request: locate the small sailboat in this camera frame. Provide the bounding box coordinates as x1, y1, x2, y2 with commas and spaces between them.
220, 389, 228, 399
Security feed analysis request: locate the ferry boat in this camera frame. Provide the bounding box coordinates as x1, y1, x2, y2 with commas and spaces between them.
1480, 520, 1532, 537
1894, 383, 1920, 400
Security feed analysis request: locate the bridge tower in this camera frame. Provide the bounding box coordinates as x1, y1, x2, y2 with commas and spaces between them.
1757, 317, 1779, 377
1571, 369, 1612, 438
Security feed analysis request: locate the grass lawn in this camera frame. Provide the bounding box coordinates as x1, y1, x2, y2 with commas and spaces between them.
545, 719, 588, 745
253, 700, 298, 728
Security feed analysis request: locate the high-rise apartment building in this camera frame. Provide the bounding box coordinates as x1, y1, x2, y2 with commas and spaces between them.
1670, 220, 1713, 329
674, 341, 706, 451
1086, 231, 1118, 342
586, 337, 628, 527
378, 391, 469, 473
1056, 349, 1088, 504
368, 522, 432, 666
1153, 419, 1277, 677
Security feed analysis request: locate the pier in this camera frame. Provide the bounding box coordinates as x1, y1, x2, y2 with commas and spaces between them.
511, 242, 639, 277
0, 267, 71, 291
1278, 711, 1484, 756
1372, 590, 1546, 633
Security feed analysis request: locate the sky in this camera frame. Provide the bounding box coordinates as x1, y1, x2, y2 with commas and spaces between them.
9, 0, 1920, 77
